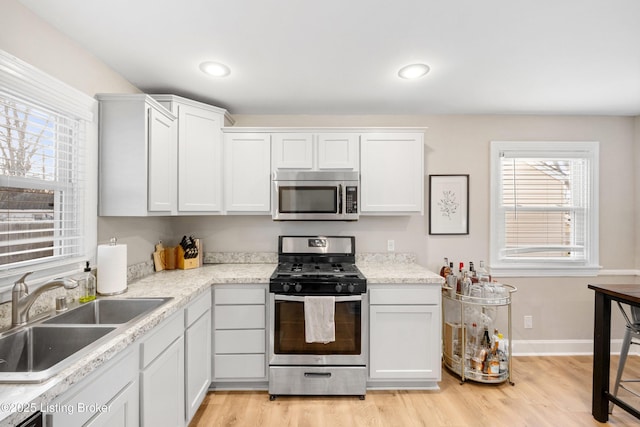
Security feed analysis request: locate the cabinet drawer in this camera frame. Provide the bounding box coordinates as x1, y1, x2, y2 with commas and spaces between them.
215, 329, 265, 354
369, 286, 440, 305
214, 354, 265, 379
215, 287, 265, 305
141, 311, 183, 368
186, 289, 212, 326
215, 305, 265, 329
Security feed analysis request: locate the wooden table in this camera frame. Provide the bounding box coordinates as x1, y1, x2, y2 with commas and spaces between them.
589, 284, 640, 422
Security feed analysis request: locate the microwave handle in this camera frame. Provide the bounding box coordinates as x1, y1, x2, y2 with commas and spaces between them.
338, 184, 343, 214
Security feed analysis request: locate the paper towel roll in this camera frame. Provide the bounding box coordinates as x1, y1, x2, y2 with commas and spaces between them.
97, 243, 127, 295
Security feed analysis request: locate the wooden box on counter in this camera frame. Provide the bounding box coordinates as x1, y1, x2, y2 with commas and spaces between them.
177, 245, 199, 270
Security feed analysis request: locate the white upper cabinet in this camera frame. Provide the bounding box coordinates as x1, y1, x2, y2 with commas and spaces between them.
270, 131, 359, 171
147, 106, 177, 212
98, 94, 232, 216
271, 133, 314, 169
97, 94, 177, 216
153, 95, 232, 214
317, 133, 359, 170
360, 132, 424, 214
224, 133, 271, 213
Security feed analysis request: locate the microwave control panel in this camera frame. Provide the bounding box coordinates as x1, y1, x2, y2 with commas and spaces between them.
345, 186, 358, 213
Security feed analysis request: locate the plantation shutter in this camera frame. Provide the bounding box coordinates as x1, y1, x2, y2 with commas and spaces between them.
0, 90, 86, 269
497, 150, 591, 261
490, 140, 599, 277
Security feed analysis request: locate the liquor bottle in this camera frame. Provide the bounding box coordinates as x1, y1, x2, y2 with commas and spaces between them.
456, 262, 464, 294
481, 327, 492, 373
461, 271, 472, 296
439, 257, 451, 278
487, 352, 500, 376
482, 327, 491, 349
477, 260, 491, 283
469, 261, 478, 282
446, 262, 457, 296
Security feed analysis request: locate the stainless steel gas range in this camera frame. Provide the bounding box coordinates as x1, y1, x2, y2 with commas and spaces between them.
268, 235, 367, 400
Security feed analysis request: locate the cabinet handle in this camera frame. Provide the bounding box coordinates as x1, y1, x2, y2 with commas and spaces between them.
304, 372, 332, 378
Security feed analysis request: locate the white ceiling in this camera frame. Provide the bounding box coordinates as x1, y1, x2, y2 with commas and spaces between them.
19, 0, 640, 116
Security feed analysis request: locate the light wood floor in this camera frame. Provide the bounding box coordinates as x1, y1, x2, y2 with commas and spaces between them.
190, 356, 640, 427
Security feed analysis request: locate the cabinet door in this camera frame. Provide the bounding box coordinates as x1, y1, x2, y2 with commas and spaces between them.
360, 133, 424, 213
317, 133, 359, 170
141, 336, 185, 427
46, 346, 137, 426
369, 305, 440, 380
272, 133, 313, 169
224, 133, 271, 213
148, 106, 177, 212
185, 310, 212, 422
177, 104, 223, 212
85, 381, 138, 427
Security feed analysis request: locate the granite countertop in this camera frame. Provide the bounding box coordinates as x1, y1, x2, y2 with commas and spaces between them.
358, 262, 444, 284
0, 258, 439, 426
0, 264, 275, 427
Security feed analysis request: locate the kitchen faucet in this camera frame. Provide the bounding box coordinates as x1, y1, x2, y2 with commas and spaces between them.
12, 272, 78, 327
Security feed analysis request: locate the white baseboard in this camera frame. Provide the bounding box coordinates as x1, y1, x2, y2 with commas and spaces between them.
512, 339, 639, 356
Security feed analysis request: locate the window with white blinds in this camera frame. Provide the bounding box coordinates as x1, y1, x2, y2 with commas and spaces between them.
0, 91, 85, 268
0, 49, 96, 292
490, 141, 599, 277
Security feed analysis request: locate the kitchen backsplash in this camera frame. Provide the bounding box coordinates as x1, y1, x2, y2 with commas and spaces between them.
0, 252, 416, 330
204, 252, 278, 264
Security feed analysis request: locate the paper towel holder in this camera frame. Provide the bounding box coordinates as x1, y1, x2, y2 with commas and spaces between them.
97, 237, 128, 296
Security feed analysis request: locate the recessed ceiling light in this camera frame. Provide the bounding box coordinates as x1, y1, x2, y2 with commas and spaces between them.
398, 63, 430, 79
199, 61, 231, 77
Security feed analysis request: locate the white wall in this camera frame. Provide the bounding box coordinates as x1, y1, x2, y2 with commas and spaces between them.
2, 0, 639, 350
636, 117, 640, 269
0, 0, 170, 266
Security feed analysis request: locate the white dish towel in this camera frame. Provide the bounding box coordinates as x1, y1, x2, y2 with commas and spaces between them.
304, 296, 336, 344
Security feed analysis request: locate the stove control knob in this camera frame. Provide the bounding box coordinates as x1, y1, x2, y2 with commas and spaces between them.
295, 283, 302, 293
282, 283, 290, 292
335, 284, 343, 293
347, 283, 355, 293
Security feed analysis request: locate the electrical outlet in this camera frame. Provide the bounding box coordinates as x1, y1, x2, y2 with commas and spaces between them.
387, 240, 395, 252
524, 315, 533, 329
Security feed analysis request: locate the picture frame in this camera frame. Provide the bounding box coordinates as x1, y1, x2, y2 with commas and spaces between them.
429, 174, 469, 235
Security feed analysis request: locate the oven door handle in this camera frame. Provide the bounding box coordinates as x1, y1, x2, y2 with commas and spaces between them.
274, 294, 362, 303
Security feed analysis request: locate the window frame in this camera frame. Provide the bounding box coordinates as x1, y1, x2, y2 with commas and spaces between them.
489, 141, 600, 277
0, 50, 97, 298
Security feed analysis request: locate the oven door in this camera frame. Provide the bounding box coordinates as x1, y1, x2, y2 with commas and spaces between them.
269, 293, 367, 366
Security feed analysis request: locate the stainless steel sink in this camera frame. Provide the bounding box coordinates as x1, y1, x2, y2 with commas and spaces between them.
44, 298, 172, 325
0, 297, 173, 383
0, 325, 116, 382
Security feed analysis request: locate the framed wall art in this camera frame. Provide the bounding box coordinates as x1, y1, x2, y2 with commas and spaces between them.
429, 174, 469, 235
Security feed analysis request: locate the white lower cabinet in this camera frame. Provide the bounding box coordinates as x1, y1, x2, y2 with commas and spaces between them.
37, 292, 212, 427
140, 312, 185, 427
212, 285, 268, 388
85, 380, 138, 427
140, 291, 212, 427
45, 345, 139, 426
368, 284, 441, 389
185, 290, 212, 421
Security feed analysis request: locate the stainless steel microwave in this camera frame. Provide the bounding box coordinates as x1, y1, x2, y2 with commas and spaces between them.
272, 171, 359, 221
